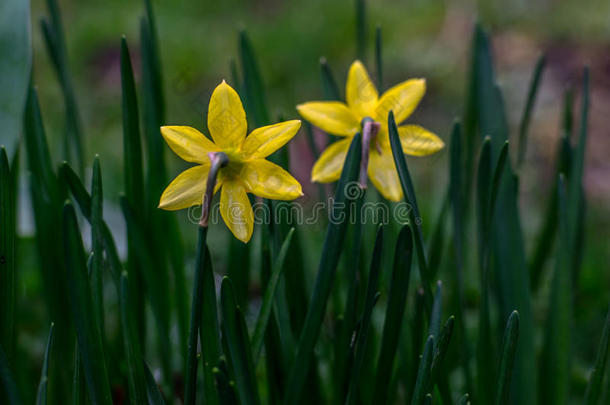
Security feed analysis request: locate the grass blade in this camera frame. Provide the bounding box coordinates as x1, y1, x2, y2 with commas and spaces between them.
144, 361, 166, 405
584, 305, 610, 405
539, 175, 572, 404
457, 393, 470, 405
428, 282, 443, 342
529, 89, 573, 290
345, 226, 384, 405
320, 57, 341, 100
214, 357, 239, 405
429, 316, 455, 392
495, 311, 520, 405
72, 345, 85, 405
119, 272, 147, 405
284, 133, 362, 404
252, 228, 296, 363
410, 336, 434, 405
239, 31, 269, 126
373, 225, 414, 404
221, 277, 261, 405
90, 157, 104, 339
0, 147, 15, 358
63, 202, 112, 405
36, 323, 55, 405
517, 53, 546, 168
388, 111, 432, 310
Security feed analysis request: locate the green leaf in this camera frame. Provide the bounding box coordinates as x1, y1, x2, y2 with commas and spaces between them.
373, 225, 413, 404
144, 361, 166, 405
119, 272, 147, 405
428, 282, 443, 342
0, 147, 16, 357
388, 111, 432, 310
529, 89, 573, 290
517, 53, 546, 168
239, 31, 269, 126
90, 157, 105, 339
428, 194, 449, 281
119, 196, 172, 394
284, 133, 362, 404
429, 316, 455, 391
36, 323, 55, 405
72, 345, 86, 405
539, 175, 572, 404
63, 202, 112, 405
40, 0, 84, 174
375, 25, 382, 89
410, 335, 434, 405
495, 311, 520, 405
59, 162, 121, 285
320, 57, 341, 100
584, 305, 610, 405
0, 0, 30, 155
200, 243, 222, 405
0, 342, 21, 404
345, 225, 384, 405
457, 393, 470, 405
221, 277, 261, 405
252, 228, 296, 363
214, 357, 239, 405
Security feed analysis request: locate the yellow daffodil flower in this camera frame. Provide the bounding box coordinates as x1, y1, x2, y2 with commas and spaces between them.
297, 60, 444, 202
159, 80, 303, 243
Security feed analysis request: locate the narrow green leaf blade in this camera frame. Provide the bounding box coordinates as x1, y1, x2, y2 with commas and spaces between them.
388, 111, 432, 309
517, 53, 546, 168
495, 311, 520, 405
36, 323, 55, 405
0, 147, 16, 357
584, 305, 610, 405
373, 225, 413, 404
144, 361, 166, 405
119, 272, 147, 405
345, 225, 384, 405
252, 228, 296, 363
320, 57, 341, 101
221, 277, 261, 405
410, 336, 435, 405
90, 157, 104, 339
239, 31, 269, 126
428, 282, 443, 341
0, 343, 21, 404
63, 202, 112, 405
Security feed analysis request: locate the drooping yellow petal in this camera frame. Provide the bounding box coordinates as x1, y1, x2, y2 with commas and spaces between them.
398, 125, 444, 156
346, 60, 378, 119
375, 79, 426, 125
161, 126, 219, 163
367, 146, 403, 202
207, 80, 247, 149
297, 102, 359, 136
241, 120, 301, 159
311, 138, 352, 183
158, 164, 211, 210
242, 159, 303, 200
220, 180, 254, 243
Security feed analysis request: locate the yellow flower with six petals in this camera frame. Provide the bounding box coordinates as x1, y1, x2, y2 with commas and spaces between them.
159, 81, 303, 243
297, 60, 444, 201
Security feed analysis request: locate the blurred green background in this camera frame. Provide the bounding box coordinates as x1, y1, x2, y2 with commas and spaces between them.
14, 0, 610, 395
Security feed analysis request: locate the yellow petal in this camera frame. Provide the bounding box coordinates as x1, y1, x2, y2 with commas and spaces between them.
375, 79, 425, 125
346, 60, 378, 119
311, 138, 352, 183
220, 181, 254, 243
207, 80, 247, 149
398, 125, 445, 156
243, 159, 302, 200
158, 164, 210, 210
297, 102, 359, 136
161, 126, 219, 163
368, 146, 403, 202
241, 120, 301, 159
